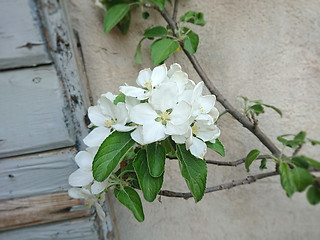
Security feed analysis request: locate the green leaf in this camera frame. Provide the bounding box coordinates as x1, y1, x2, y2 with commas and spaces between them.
306, 186, 320, 205
104, 4, 130, 34
176, 144, 207, 202
262, 104, 283, 117
144, 26, 168, 38
134, 38, 145, 64
291, 156, 309, 169
300, 155, 320, 168
277, 136, 300, 149
183, 31, 199, 54
114, 186, 145, 222
308, 138, 320, 146
114, 93, 126, 104
180, 11, 206, 26
279, 162, 296, 197
93, 131, 135, 182
133, 149, 163, 202
291, 167, 314, 192
148, 0, 165, 10
259, 158, 267, 171
150, 38, 179, 66
117, 11, 131, 34
294, 131, 306, 143
249, 104, 264, 115
142, 11, 150, 19
206, 139, 225, 157
146, 142, 166, 177
161, 137, 176, 155
245, 149, 260, 172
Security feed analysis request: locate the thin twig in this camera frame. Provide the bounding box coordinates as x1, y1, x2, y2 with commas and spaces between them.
159, 171, 279, 199
156, 7, 281, 157
172, 0, 179, 21
205, 154, 270, 166
292, 144, 303, 156
158, 168, 320, 199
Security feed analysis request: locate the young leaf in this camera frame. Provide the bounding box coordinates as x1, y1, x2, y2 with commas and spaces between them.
183, 31, 199, 54
134, 38, 145, 64
180, 11, 206, 26
249, 104, 264, 115
291, 167, 314, 192
291, 156, 309, 169
300, 155, 320, 168
144, 26, 168, 38
133, 149, 163, 202
176, 144, 207, 202
104, 4, 130, 34
93, 131, 135, 182
206, 139, 225, 157
294, 131, 306, 143
114, 186, 145, 222
308, 138, 320, 146
279, 162, 296, 197
262, 104, 283, 117
245, 149, 260, 172
148, 0, 165, 10
150, 38, 179, 66
114, 93, 126, 104
117, 11, 131, 34
146, 142, 166, 177
306, 186, 320, 205
259, 158, 267, 171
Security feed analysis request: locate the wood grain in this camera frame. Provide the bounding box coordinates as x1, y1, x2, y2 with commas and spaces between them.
0, 191, 92, 231
0, 65, 75, 158
0, 0, 51, 70
0, 148, 77, 200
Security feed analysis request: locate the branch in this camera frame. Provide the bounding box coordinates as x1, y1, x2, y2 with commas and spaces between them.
205, 154, 270, 166
172, 0, 179, 22
156, 7, 281, 157
159, 168, 320, 199
159, 171, 279, 199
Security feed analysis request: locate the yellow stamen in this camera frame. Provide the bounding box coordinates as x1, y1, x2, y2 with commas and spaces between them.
105, 119, 116, 128
192, 124, 200, 135
144, 80, 152, 90
177, 46, 182, 51
200, 106, 205, 113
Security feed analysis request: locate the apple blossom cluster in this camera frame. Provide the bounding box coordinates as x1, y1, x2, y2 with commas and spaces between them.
68, 63, 220, 220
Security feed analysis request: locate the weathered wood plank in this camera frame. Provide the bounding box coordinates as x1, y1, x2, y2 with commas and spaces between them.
0, 65, 75, 158
0, 192, 91, 231
0, 148, 77, 199
0, 0, 51, 70
0, 216, 100, 240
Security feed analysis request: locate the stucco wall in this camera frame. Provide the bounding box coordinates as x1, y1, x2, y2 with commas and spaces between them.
68, 0, 320, 239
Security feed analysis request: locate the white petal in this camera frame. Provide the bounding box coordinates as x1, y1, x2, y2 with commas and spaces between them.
125, 96, 140, 112
113, 124, 135, 132
91, 180, 108, 194
119, 86, 147, 100
131, 127, 145, 145
101, 92, 116, 102
88, 106, 106, 127
83, 127, 111, 147
98, 96, 116, 119
197, 124, 220, 142
167, 63, 181, 78
150, 82, 178, 112
136, 68, 152, 88
195, 114, 214, 125
209, 107, 219, 122
130, 103, 158, 125
172, 134, 187, 144
151, 64, 167, 87
170, 101, 192, 125
87, 147, 99, 157
165, 121, 190, 136
114, 102, 129, 124
68, 188, 91, 199
75, 151, 93, 169
142, 122, 166, 144
189, 137, 207, 159
199, 95, 216, 113
68, 169, 94, 187
170, 71, 189, 94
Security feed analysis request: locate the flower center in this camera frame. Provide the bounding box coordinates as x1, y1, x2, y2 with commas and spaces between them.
192, 124, 200, 135
144, 80, 152, 91
105, 119, 116, 128
155, 109, 172, 125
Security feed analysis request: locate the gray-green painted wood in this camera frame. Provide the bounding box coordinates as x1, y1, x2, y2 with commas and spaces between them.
0, 0, 51, 70
0, 216, 100, 240
0, 65, 75, 158
0, 148, 77, 200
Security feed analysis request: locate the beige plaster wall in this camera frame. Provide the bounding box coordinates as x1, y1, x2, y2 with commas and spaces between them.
68, 0, 320, 239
